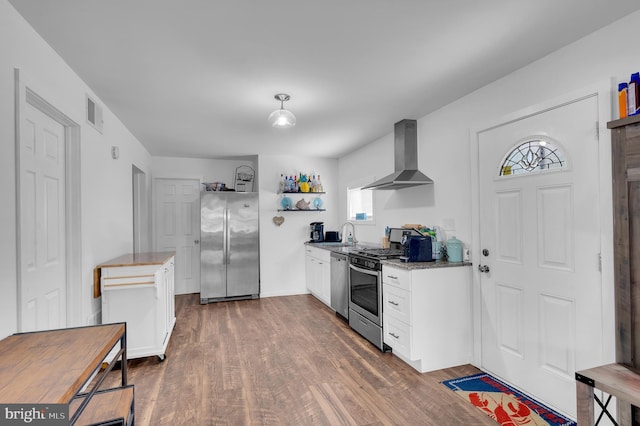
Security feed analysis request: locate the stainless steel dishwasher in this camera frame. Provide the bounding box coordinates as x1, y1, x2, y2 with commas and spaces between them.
330, 252, 349, 320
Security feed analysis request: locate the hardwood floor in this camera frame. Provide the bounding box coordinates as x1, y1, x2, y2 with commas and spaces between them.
105, 294, 495, 425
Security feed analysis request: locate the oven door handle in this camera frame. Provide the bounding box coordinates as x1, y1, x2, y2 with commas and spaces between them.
349, 263, 380, 277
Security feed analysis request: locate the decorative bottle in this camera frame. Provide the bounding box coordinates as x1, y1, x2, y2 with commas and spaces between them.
619, 83, 628, 119
628, 72, 640, 116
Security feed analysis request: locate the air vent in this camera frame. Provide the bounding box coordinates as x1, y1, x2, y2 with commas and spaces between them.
86, 94, 103, 133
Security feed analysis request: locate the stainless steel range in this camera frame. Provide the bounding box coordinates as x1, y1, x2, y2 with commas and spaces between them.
348, 228, 423, 351
348, 247, 403, 351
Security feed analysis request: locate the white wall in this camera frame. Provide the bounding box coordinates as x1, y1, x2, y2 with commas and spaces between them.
341, 10, 640, 246
258, 155, 338, 297
0, 0, 153, 337
339, 10, 640, 363
152, 156, 257, 191
152, 154, 339, 299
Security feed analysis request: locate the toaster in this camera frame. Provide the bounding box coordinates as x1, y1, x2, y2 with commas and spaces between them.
400, 235, 433, 262
324, 231, 341, 242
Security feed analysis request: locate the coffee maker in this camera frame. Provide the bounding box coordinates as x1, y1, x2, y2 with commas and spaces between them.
309, 222, 324, 242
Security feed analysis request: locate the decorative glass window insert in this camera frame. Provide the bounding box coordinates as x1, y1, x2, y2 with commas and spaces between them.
499, 137, 567, 176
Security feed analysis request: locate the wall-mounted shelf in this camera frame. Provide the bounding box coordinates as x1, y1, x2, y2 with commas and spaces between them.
279, 192, 326, 211
277, 192, 326, 195
278, 208, 326, 212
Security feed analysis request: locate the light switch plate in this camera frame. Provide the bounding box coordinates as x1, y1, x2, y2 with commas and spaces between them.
442, 218, 455, 231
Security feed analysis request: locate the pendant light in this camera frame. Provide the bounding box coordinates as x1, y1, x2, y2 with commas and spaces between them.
268, 93, 296, 128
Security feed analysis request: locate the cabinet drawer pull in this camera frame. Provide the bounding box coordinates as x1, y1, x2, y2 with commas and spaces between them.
390, 332, 400, 339
387, 275, 398, 280
389, 300, 399, 306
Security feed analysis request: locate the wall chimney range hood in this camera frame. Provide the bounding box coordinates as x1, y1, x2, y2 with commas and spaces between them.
362, 119, 433, 190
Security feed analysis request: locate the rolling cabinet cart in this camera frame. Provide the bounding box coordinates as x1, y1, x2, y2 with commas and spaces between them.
0, 323, 134, 425
98, 252, 176, 361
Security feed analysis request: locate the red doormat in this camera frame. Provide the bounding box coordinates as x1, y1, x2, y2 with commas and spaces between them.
442, 373, 576, 426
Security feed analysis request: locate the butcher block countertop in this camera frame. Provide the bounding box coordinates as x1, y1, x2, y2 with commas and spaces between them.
97, 251, 175, 268
94, 251, 175, 298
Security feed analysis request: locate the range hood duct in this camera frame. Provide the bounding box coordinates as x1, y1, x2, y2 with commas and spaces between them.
362, 119, 433, 190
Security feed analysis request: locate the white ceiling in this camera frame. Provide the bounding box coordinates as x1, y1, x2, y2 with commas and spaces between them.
9, 0, 640, 159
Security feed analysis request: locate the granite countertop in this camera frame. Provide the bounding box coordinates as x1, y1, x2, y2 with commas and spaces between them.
381, 258, 472, 270
304, 241, 379, 254
305, 242, 472, 270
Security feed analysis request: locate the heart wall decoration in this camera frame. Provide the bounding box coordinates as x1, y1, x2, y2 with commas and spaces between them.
272, 216, 285, 226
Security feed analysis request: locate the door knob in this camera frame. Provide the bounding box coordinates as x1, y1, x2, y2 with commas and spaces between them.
194, 239, 200, 244
482, 249, 489, 257
478, 265, 490, 273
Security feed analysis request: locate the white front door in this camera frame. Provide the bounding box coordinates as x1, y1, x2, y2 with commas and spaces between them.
154, 178, 201, 294
19, 102, 67, 332
478, 95, 602, 417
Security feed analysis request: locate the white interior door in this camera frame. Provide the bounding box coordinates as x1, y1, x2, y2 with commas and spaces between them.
155, 178, 201, 294
19, 102, 67, 332
478, 95, 602, 417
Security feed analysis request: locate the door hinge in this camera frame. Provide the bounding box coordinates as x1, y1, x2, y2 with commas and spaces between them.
596, 121, 600, 139
598, 253, 602, 272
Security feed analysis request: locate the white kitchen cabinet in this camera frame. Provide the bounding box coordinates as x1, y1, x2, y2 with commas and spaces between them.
304, 245, 331, 306
99, 252, 176, 360
382, 264, 472, 373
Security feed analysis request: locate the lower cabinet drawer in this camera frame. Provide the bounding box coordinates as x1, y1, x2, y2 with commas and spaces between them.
384, 316, 411, 359
383, 284, 410, 324
382, 267, 411, 291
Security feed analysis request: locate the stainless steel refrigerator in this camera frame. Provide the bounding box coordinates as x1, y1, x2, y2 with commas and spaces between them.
200, 192, 260, 304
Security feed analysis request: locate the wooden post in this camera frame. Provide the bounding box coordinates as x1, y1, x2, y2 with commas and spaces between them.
575, 375, 595, 425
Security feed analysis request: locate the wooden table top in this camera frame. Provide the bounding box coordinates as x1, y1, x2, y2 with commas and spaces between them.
0, 323, 125, 404
97, 252, 175, 268
576, 362, 640, 407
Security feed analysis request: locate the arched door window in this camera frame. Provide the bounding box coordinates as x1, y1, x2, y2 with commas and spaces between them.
499, 136, 567, 176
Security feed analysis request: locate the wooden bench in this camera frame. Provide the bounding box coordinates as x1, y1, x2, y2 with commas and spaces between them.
576, 363, 640, 425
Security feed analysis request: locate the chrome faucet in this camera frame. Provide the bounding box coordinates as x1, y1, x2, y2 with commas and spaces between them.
341, 221, 357, 244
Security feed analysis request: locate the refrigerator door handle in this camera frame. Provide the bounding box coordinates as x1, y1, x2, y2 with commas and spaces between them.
222, 207, 227, 265
225, 208, 231, 264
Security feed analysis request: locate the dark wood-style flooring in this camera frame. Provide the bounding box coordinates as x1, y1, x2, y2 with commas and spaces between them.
104, 294, 495, 425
